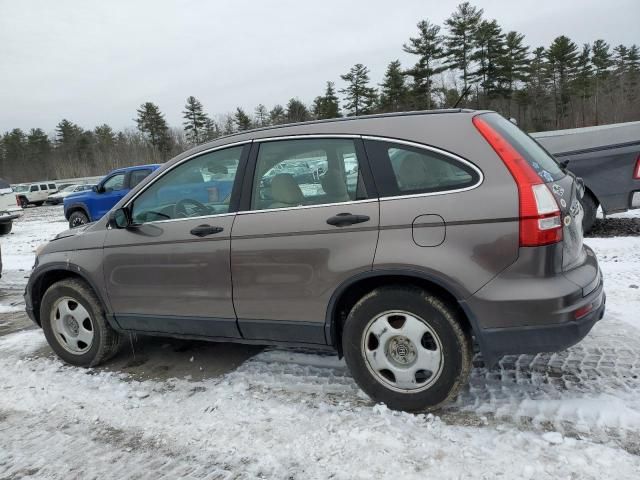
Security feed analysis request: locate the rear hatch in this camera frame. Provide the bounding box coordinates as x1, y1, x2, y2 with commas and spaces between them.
474, 113, 588, 273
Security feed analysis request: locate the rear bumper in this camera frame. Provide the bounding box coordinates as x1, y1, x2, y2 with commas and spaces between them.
472, 288, 605, 365
461, 245, 605, 366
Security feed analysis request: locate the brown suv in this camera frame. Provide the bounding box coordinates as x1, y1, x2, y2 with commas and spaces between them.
25, 110, 605, 411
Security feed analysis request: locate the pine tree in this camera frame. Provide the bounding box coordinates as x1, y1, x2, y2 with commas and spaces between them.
313, 81, 341, 119
499, 31, 529, 115
528, 46, 553, 130
223, 115, 235, 135
203, 118, 220, 141
182, 96, 209, 145
378, 61, 410, 112
55, 119, 82, 146
340, 63, 377, 116
254, 104, 270, 127
445, 2, 484, 94
286, 98, 311, 123
573, 44, 593, 126
470, 19, 505, 107
547, 36, 579, 127
235, 107, 252, 131
135, 102, 172, 158
591, 39, 613, 124
626, 45, 640, 118
94, 124, 116, 151
403, 20, 446, 109
269, 105, 286, 125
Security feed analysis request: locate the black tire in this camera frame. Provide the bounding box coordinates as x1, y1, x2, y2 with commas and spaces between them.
342, 285, 473, 412
68, 210, 89, 228
580, 192, 598, 233
34, 201, 45, 206
0, 222, 12, 235
40, 278, 121, 367
19, 197, 29, 208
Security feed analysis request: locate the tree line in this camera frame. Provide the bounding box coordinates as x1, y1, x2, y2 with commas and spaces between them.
1, 2, 638, 183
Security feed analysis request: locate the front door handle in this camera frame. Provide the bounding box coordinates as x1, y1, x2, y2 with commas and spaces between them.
326, 213, 370, 227
190, 224, 224, 237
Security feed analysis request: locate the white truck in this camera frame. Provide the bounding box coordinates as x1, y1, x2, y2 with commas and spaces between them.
13, 182, 58, 208
0, 178, 22, 235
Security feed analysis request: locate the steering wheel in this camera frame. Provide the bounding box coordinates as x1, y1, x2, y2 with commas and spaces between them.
174, 198, 210, 218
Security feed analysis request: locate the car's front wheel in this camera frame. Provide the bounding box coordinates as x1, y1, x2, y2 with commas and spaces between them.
68, 210, 89, 228
40, 278, 121, 367
342, 286, 472, 412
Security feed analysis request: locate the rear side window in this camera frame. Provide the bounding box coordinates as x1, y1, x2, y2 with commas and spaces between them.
39, 184, 47, 190
479, 113, 564, 182
364, 140, 480, 197
48, 183, 56, 190
251, 138, 367, 211
129, 169, 152, 188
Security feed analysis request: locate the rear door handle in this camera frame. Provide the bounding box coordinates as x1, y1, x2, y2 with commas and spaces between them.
190, 224, 224, 237
326, 213, 370, 227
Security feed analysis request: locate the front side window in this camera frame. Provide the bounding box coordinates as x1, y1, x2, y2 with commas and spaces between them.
131, 146, 242, 223
30, 185, 39, 192
129, 169, 152, 189
102, 174, 126, 192
252, 138, 365, 210
365, 140, 480, 197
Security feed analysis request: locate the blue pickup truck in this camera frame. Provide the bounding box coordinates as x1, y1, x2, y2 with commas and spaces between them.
64, 164, 160, 228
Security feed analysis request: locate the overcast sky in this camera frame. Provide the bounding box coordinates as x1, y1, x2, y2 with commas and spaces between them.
2, 0, 639, 134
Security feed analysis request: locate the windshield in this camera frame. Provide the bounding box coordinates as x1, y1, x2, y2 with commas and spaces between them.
60, 185, 78, 192
479, 113, 565, 182
14, 185, 28, 192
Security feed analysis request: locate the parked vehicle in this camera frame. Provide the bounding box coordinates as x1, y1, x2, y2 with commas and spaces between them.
14, 182, 58, 207
47, 184, 94, 205
532, 121, 640, 232
63, 165, 160, 228
26, 110, 604, 412
0, 177, 22, 235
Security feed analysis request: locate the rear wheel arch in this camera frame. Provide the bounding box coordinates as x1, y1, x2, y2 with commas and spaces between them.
325, 271, 475, 356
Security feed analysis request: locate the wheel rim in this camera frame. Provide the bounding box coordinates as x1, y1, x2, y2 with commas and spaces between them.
50, 297, 94, 354
362, 310, 444, 393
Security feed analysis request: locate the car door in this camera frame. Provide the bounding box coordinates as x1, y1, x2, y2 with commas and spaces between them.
94, 172, 128, 220
231, 136, 379, 345
102, 143, 250, 337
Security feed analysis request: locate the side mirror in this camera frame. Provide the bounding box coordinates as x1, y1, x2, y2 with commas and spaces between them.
108, 208, 130, 229
92, 185, 102, 193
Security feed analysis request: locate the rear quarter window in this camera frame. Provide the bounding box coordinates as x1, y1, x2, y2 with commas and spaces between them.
364, 139, 481, 197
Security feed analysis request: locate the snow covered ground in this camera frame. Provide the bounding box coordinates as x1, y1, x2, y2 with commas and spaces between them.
1, 206, 640, 479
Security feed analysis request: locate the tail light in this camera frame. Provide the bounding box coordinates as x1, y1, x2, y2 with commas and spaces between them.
473, 116, 563, 246
634, 154, 640, 179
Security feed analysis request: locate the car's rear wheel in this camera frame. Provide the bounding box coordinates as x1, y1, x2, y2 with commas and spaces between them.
342, 286, 472, 412
34, 201, 45, 206
40, 278, 121, 367
69, 210, 89, 228
581, 192, 598, 233
0, 222, 12, 235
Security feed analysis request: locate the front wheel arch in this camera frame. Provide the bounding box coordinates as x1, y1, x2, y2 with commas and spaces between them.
29, 267, 111, 327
